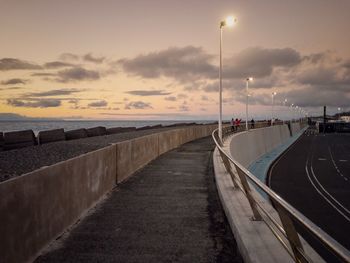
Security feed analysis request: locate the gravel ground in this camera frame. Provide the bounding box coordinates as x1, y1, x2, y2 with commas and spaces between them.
0, 126, 182, 183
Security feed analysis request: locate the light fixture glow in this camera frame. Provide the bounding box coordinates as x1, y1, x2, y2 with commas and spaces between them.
225, 16, 237, 27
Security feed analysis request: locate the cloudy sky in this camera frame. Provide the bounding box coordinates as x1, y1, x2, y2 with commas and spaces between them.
1, 0, 349, 120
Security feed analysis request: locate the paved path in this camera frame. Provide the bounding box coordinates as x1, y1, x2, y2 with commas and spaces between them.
35, 137, 242, 263
269, 132, 350, 262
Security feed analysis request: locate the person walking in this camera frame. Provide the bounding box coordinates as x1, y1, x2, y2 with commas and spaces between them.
231, 118, 235, 132
235, 118, 242, 131
251, 118, 255, 129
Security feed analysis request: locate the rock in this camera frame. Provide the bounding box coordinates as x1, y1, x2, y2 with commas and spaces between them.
86, 126, 107, 137
3, 130, 36, 150
65, 129, 88, 140
37, 129, 66, 145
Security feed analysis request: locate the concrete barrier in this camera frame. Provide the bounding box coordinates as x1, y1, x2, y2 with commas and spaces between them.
86, 126, 107, 137
65, 128, 88, 140
0, 124, 218, 263
106, 126, 136, 134
229, 125, 290, 168
37, 129, 66, 145
115, 124, 217, 183
0, 145, 116, 263
290, 122, 301, 136
3, 130, 36, 150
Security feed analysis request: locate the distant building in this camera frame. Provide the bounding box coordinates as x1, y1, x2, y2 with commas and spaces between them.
340, 116, 350, 122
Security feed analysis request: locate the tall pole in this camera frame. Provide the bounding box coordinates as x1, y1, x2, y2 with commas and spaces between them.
271, 93, 275, 125
219, 25, 223, 141
245, 79, 249, 131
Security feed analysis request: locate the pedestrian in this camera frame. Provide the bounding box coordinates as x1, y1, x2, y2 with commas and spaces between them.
231, 118, 235, 132
235, 118, 242, 131
251, 118, 255, 129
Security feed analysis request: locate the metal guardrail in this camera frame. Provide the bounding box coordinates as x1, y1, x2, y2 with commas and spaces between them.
212, 123, 350, 263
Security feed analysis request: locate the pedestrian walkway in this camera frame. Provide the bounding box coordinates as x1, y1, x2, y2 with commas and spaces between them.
35, 137, 242, 263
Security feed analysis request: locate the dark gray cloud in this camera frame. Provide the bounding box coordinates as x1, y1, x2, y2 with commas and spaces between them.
0, 86, 24, 91
1, 78, 28, 85
31, 72, 57, 77
281, 86, 350, 108
119, 46, 216, 81
118, 46, 302, 83
56, 67, 100, 82
125, 101, 152, 110
59, 53, 80, 61
26, 88, 82, 97
164, 96, 177, 101
7, 98, 61, 108
88, 100, 108, 107
0, 58, 42, 71
125, 90, 171, 96
83, 53, 105, 64
44, 61, 76, 69
224, 47, 301, 79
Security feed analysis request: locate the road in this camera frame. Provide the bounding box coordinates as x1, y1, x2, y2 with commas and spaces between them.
268, 130, 350, 260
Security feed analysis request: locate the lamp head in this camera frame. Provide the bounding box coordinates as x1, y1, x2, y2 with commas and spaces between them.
221, 16, 237, 27
246, 77, 253, 82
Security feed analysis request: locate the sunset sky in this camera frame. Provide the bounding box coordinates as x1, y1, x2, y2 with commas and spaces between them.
1, 0, 349, 120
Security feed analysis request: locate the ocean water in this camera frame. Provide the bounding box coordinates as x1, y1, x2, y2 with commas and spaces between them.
0, 120, 215, 134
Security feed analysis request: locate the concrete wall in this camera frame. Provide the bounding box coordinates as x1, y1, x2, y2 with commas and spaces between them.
115, 124, 217, 183
0, 145, 116, 263
290, 122, 301, 136
0, 124, 217, 263
229, 125, 291, 168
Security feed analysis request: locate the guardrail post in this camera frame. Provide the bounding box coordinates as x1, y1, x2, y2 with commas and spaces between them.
274, 202, 307, 263
219, 151, 240, 188
234, 165, 262, 221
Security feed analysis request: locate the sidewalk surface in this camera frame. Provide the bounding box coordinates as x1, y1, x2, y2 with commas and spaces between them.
35, 136, 242, 263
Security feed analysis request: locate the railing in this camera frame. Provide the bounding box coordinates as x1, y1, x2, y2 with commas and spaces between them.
212, 124, 350, 263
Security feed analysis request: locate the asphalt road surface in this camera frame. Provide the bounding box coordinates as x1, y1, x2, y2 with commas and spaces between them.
268, 130, 350, 261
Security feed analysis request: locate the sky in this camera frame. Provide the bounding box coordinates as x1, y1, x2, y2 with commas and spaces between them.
1, 0, 349, 120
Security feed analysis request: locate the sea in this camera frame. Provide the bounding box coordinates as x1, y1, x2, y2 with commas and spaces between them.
0, 120, 216, 135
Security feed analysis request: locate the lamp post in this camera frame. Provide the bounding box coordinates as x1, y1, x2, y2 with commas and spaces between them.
283, 98, 287, 123
295, 106, 299, 122
218, 16, 237, 142
271, 92, 277, 125
245, 77, 253, 131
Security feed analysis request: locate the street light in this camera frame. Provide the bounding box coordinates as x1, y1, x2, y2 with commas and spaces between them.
218, 15, 237, 141
245, 77, 253, 131
271, 92, 277, 125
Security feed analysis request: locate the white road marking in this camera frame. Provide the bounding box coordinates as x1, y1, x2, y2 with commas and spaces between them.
328, 147, 348, 181
339, 160, 348, 162
305, 159, 350, 222
318, 158, 327, 161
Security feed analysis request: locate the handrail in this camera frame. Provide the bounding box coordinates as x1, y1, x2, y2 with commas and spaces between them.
212, 124, 350, 263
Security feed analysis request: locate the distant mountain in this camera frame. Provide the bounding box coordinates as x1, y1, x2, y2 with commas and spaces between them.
0, 113, 62, 121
